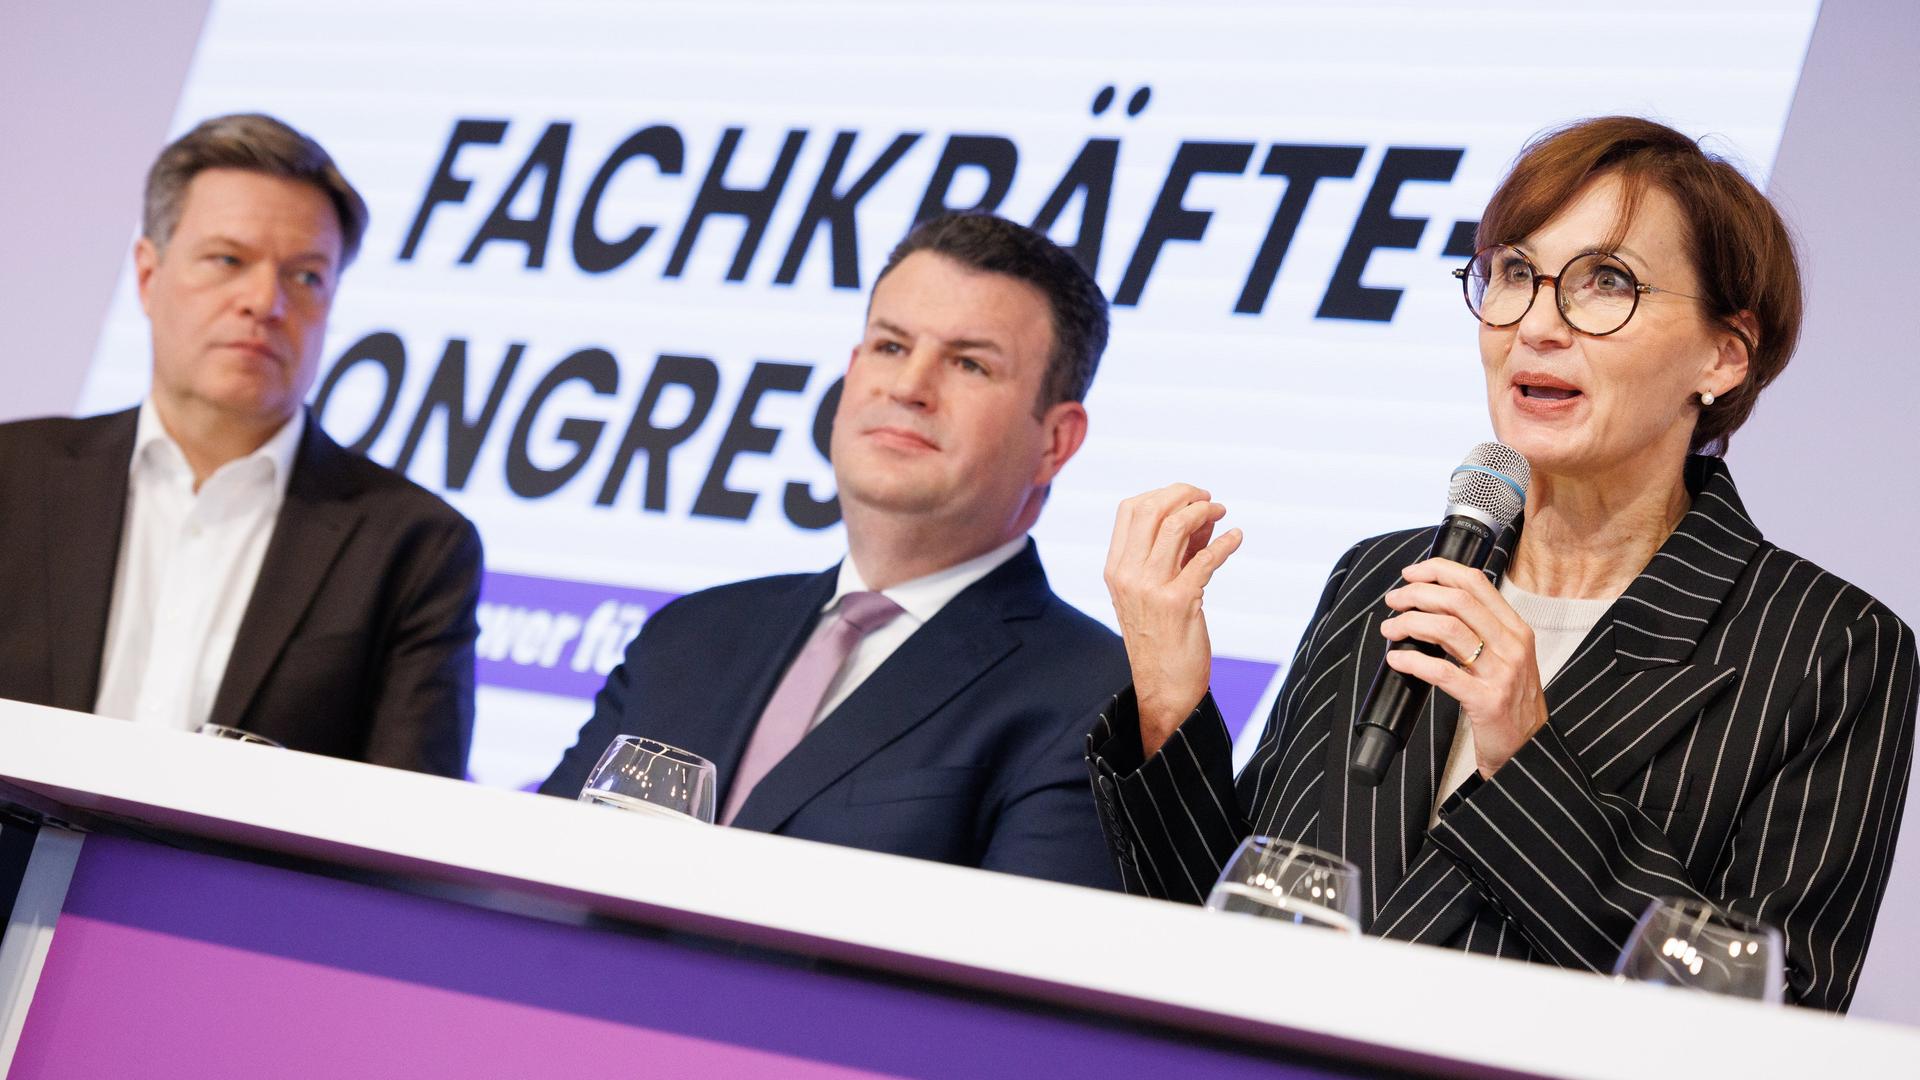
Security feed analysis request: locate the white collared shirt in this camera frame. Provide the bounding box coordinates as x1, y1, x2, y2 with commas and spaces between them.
804, 535, 1030, 729
93, 400, 305, 733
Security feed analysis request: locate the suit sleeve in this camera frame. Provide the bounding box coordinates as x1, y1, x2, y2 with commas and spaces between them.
1429, 608, 1916, 1012
1085, 542, 1364, 904
980, 707, 1126, 891
360, 515, 483, 778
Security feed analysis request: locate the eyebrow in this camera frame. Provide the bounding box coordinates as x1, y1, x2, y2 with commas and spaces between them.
193, 233, 337, 266
1515, 241, 1651, 272
870, 318, 1006, 355
1608, 243, 1649, 270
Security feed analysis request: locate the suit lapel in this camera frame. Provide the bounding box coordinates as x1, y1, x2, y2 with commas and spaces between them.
728, 544, 1045, 834
1543, 634, 1738, 791
1544, 457, 1757, 789
206, 418, 363, 730
706, 570, 839, 788
1371, 457, 1759, 938
44, 411, 137, 710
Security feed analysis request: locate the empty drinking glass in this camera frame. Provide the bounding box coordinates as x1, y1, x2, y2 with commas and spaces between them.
197, 724, 285, 747
1205, 835, 1363, 934
578, 736, 717, 824
1613, 897, 1784, 1003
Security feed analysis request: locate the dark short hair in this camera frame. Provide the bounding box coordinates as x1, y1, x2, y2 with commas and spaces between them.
1478, 116, 1802, 455
143, 113, 369, 267
875, 213, 1109, 414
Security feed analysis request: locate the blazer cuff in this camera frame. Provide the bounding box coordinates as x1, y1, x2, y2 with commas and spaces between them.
1087, 685, 1147, 773
1086, 686, 1242, 905
1432, 771, 1485, 821
1086, 685, 1233, 778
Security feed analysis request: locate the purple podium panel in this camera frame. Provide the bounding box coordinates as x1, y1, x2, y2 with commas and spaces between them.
11, 835, 1364, 1080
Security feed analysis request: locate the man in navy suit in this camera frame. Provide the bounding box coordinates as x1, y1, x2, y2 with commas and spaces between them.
541, 213, 1126, 890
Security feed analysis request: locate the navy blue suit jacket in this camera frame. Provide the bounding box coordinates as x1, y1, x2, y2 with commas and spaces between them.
540, 541, 1127, 891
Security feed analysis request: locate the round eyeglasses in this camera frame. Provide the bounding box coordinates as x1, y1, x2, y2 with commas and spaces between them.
1454, 245, 1701, 336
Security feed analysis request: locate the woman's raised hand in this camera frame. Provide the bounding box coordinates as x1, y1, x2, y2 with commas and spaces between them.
1103, 484, 1244, 758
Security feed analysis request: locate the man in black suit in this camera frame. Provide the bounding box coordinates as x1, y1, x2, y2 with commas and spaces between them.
0, 113, 480, 777
542, 214, 1127, 890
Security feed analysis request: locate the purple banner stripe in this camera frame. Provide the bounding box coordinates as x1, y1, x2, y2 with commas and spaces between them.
19, 835, 1374, 1079
476, 570, 681, 699
1213, 656, 1281, 743
476, 570, 1281, 739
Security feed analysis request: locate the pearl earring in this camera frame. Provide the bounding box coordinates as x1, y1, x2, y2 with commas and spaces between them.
1699, 390, 1716, 406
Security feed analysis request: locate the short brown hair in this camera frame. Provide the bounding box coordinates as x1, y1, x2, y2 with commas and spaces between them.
876, 212, 1109, 416
143, 113, 370, 267
1478, 116, 1802, 455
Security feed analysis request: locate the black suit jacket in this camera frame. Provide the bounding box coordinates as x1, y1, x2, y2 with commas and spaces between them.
0, 408, 482, 777
1088, 456, 1916, 1011
541, 541, 1129, 890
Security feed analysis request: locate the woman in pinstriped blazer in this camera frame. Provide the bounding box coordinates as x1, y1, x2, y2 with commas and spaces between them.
1089, 117, 1915, 1012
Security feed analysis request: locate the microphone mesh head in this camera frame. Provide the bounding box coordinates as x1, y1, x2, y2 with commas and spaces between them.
1447, 442, 1530, 527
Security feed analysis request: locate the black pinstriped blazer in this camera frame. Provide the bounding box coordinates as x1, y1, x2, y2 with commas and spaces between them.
1086, 455, 1915, 1012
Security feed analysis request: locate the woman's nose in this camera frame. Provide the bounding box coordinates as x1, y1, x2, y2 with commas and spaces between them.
1514, 277, 1573, 350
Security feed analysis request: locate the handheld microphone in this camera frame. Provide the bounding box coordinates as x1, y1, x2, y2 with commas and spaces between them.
1349, 442, 1530, 788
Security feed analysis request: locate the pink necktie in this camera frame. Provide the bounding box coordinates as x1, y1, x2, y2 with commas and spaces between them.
720, 590, 904, 824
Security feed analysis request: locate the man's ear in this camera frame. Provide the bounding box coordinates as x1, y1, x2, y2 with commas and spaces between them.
134, 237, 161, 316
1032, 400, 1089, 487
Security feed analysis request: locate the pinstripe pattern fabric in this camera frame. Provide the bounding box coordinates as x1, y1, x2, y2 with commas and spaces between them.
1086, 456, 1915, 1011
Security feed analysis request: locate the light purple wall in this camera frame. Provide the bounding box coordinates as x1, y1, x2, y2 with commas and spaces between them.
0, 1, 208, 423
1739, 0, 1920, 1024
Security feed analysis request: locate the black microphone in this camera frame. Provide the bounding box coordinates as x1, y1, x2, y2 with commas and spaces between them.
1349, 442, 1530, 787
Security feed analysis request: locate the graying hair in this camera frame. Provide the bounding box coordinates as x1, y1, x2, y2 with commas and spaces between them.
143, 113, 369, 266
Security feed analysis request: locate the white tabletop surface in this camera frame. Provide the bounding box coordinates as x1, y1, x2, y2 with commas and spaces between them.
2, 697, 1915, 1079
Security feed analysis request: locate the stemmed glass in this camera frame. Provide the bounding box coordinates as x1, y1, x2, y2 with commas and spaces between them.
1204, 835, 1363, 934
578, 736, 717, 824
197, 723, 284, 747
1613, 897, 1784, 1003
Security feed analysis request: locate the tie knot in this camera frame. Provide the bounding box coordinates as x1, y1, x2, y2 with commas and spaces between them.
836, 590, 904, 634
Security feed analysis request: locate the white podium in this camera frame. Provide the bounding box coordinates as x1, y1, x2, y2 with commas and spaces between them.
0, 697, 1913, 1079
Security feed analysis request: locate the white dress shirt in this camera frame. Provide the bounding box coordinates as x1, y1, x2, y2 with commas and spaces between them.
803, 535, 1030, 729
93, 400, 304, 732
1429, 578, 1614, 826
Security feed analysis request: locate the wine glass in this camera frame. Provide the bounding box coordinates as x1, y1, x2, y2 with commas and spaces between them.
578, 736, 717, 824
197, 723, 285, 747
1613, 897, 1784, 1003
1205, 835, 1363, 933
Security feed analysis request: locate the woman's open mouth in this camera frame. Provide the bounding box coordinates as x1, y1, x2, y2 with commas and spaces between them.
1511, 372, 1584, 412
1520, 385, 1580, 400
